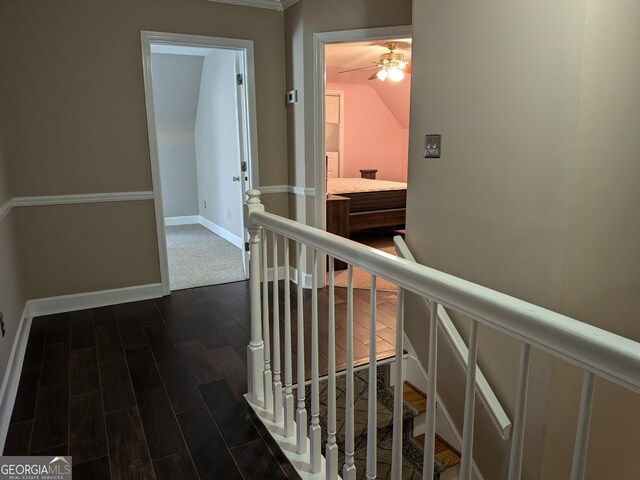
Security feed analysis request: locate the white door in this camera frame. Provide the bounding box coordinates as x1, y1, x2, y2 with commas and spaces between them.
235, 51, 251, 277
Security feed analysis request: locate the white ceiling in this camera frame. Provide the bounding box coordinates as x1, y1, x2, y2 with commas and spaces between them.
325, 38, 412, 72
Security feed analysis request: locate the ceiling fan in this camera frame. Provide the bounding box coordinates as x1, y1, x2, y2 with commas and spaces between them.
338, 42, 411, 82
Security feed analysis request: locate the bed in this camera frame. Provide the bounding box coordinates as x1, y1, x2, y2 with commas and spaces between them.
326, 177, 407, 235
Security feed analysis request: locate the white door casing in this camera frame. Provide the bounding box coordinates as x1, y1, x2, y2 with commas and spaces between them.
141, 31, 260, 294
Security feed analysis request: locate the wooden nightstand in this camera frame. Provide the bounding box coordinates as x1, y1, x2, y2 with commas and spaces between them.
359, 169, 378, 179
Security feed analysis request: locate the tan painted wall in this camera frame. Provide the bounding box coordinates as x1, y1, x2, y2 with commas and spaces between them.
0, 136, 11, 205
0, 135, 26, 401
406, 0, 639, 478
15, 202, 160, 299
0, 0, 288, 297
0, 213, 26, 396
540, 0, 640, 477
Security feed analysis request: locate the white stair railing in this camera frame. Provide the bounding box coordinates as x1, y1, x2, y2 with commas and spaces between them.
243, 189, 640, 480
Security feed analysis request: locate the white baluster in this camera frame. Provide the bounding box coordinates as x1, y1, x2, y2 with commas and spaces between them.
283, 237, 295, 437
460, 320, 479, 480
367, 275, 377, 480
326, 257, 338, 480
296, 243, 308, 455
343, 265, 356, 480
272, 232, 282, 423
244, 190, 264, 403
391, 286, 405, 480
570, 371, 595, 480
309, 249, 322, 473
422, 300, 439, 480
507, 343, 531, 480
262, 230, 273, 411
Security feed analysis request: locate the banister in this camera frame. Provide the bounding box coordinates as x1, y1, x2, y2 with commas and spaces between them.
248, 204, 640, 394
394, 236, 512, 440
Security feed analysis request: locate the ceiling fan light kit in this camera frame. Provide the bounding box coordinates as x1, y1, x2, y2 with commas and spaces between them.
376, 42, 408, 82
339, 41, 411, 82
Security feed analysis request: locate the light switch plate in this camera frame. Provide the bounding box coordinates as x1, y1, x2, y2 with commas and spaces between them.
424, 134, 442, 158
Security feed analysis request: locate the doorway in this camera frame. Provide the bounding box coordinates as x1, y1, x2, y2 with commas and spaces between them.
141, 32, 259, 294
313, 27, 412, 291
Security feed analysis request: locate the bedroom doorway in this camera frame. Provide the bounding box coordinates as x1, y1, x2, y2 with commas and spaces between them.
314, 27, 412, 289
141, 32, 260, 295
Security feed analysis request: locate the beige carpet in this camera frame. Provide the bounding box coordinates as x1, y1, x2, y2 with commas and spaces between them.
166, 224, 245, 291
334, 231, 399, 292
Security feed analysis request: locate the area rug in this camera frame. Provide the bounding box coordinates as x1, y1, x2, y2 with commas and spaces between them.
166, 224, 245, 290
300, 364, 439, 480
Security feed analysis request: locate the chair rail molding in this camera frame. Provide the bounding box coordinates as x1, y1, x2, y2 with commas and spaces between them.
12, 191, 154, 207
0, 192, 154, 225
258, 185, 316, 197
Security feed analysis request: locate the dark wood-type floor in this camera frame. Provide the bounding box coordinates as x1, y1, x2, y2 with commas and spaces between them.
3, 282, 300, 479
3, 280, 397, 479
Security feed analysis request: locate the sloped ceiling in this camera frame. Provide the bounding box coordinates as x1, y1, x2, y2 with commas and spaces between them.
151, 53, 204, 128
326, 40, 412, 129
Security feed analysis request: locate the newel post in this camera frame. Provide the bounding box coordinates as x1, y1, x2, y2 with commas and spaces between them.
244, 189, 265, 403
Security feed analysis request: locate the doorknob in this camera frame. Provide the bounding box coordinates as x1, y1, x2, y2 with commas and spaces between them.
233, 176, 240, 182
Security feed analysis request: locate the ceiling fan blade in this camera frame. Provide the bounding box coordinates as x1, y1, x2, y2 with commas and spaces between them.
338, 65, 378, 74
368, 72, 379, 80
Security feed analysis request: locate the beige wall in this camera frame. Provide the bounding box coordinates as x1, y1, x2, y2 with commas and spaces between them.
0, 134, 26, 401
406, 0, 639, 478
0, 0, 288, 298
0, 214, 26, 396
15, 202, 160, 299
540, 0, 640, 477
0, 136, 11, 205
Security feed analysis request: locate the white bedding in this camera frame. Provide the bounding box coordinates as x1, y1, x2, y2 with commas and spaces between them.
327, 177, 407, 195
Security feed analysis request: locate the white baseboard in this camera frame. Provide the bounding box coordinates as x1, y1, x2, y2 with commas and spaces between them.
165, 215, 200, 226
0, 306, 32, 454
266, 266, 287, 282
198, 216, 244, 249
290, 266, 313, 288
265, 266, 313, 289
27, 283, 164, 318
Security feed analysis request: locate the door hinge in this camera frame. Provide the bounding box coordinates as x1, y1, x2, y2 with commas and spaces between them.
237, 73, 244, 85
244, 242, 250, 252
241, 161, 247, 172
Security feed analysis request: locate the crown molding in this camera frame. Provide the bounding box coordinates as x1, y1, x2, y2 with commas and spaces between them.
279, 0, 300, 9
205, 0, 300, 11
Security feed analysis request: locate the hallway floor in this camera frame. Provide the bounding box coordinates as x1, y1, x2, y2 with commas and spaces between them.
3, 280, 397, 479
3, 282, 298, 480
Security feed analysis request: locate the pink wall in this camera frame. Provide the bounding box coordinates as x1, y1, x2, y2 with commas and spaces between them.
326, 81, 408, 181
326, 66, 409, 182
